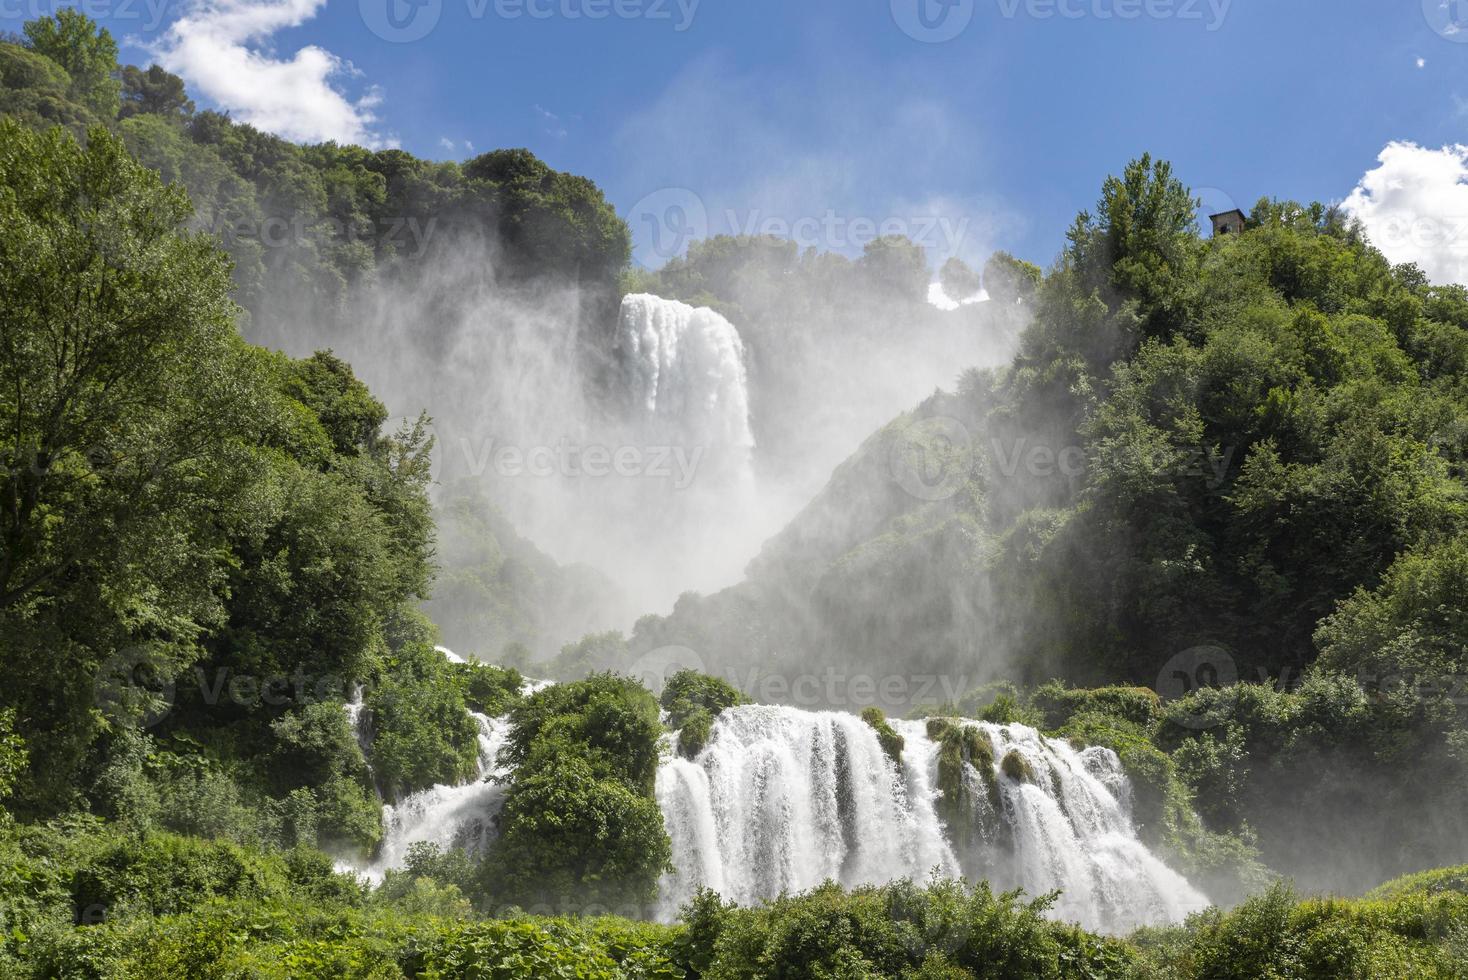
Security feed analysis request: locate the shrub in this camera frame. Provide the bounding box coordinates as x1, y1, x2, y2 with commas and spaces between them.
502, 674, 664, 794
367, 641, 480, 801
452, 661, 524, 717
485, 756, 672, 913
1031, 682, 1162, 731
660, 670, 747, 731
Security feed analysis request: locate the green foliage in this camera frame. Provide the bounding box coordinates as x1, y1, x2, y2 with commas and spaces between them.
984, 251, 1043, 305
488, 675, 671, 911
660, 670, 748, 730
502, 674, 664, 793
118, 65, 191, 120
676, 709, 713, 760
1000, 750, 1035, 783
939, 256, 982, 302
1031, 682, 1162, 731
452, 660, 524, 717
683, 878, 1139, 980
860, 706, 905, 765
21, 11, 119, 119
367, 640, 481, 801
486, 756, 672, 914
658, 669, 750, 759
0, 710, 25, 818
0, 120, 257, 809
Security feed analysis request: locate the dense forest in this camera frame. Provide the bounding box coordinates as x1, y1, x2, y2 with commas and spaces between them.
1, 12, 1466, 978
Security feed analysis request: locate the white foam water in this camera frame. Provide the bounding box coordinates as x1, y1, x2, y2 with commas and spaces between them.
615, 293, 755, 478
656, 706, 1209, 932
352, 695, 1208, 931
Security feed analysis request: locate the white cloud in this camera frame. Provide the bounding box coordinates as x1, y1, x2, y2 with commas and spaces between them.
153, 0, 390, 147
1343, 141, 1468, 286
437, 138, 477, 157
534, 104, 569, 139
1417, 56, 1427, 68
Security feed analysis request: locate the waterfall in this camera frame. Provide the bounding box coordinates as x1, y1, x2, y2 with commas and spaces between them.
614, 294, 755, 483
656, 706, 958, 918
656, 706, 1209, 932
354, 695, 1209, 932
359, 711, 513, 882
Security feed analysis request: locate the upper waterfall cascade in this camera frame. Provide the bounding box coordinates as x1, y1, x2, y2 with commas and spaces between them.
614, 293, 755, 475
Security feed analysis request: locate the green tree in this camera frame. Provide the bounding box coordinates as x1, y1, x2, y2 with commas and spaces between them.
119, 64, 193, 119
938, 256, 982, 302
0, 121, 261, 808
857, 234, 929, 305
22, 11, 120, 119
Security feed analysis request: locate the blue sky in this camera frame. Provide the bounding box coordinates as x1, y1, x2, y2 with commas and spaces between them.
11, 0, 1468, 277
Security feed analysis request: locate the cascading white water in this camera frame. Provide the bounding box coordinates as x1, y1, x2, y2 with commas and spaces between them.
656, 705, 959, 919
974, 722, 1208, 932
656, 707, 1209, 933
353, 686, 1209, 932
359, 711, 513, 882
615, 294, 756, 485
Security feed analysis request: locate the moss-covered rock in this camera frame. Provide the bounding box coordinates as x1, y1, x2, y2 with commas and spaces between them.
677, 708, 713, 760
1001, 750, 1035, 783
861, 707, 904, 765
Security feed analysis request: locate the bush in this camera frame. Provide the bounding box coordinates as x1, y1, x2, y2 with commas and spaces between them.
502, 674, 664, 794
1031, 682, 1162, 731
367, 642, 481, 801
485, 756, 672, 913
660, 670, 747, 731
452, 660, 524, 717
